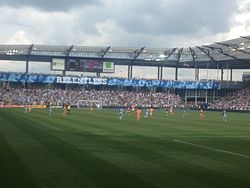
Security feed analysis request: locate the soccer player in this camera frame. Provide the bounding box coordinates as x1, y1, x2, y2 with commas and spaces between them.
67, 104, 71, 115
144, 108, 149, 118
89, 103, 93, 112
169, 106, 174, 115
24, 105, 28, 113
131, 105, 135, 111
126, 107, 131, 115
200, 109, 205, 120
165, 107, 169, 117
28, 105, 32, 113
49, 104, 52, 117
149, 107, 154, 118
183, 106, 187, 116
63, 104, 67, 116
24, 105, 31, 113
222, 110, 227, 122
136, 108, 141, 121
118, 108, 124, 120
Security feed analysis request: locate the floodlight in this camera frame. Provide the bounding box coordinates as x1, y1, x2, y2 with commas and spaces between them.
159, 54, 165, 58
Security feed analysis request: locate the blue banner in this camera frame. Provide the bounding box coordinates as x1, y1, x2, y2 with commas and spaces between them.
0, 72, 220, 89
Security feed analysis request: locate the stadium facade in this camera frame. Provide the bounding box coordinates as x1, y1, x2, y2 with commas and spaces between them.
0, 36, 250, 106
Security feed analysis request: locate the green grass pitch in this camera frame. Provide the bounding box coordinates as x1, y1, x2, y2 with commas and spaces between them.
0, 108, 250, 188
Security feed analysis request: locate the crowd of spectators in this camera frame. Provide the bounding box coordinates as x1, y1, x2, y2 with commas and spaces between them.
0, 85, 182, 107
210, 87, 250, 111
1, 83, 249, 110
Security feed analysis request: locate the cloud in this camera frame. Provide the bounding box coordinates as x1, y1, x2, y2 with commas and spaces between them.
0, 0, 102, 12
0, 0, 246, 47
0, 1, 247, 49
106, 0, 238, 36
7, 30, 32, 44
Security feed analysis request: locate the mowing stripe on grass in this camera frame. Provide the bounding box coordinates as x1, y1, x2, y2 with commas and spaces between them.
174, 139, 250, 159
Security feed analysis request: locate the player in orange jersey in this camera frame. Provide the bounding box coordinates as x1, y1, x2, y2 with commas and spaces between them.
200, 109, 205, 120
149, 107, 154, 118
63, 104, 67, 116
169, 106, 174, 115
136, 108, 142, 121
126, 107, 131, 115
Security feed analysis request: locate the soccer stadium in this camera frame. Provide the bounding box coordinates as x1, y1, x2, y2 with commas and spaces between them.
0, 35, 250, 188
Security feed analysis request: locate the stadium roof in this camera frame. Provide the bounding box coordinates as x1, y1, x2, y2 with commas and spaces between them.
0, 36, 250, 69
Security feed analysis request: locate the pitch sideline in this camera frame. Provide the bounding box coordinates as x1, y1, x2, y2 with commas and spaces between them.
174, 139, 250, 159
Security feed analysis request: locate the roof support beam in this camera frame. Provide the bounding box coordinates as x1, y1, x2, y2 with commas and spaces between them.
178, 48, 183, 60
66, 45, 74, 57
175, 48, 183, 80
203, 45, 249, 64
240, 36, 250, 41
101, 46, 111, 58
158, 48, 177, 80
216, 42, 250, 56
133, 47, 145, 59
165, 48, 177, 59
25, 44, 34, 74
196, 46, 217, 63
189, 47, 196, 59
28, 44, 33, 56
128, 47, 145, 79
189, 47, 199, 80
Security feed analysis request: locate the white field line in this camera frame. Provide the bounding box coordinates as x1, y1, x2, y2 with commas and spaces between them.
174, 139, 250, 159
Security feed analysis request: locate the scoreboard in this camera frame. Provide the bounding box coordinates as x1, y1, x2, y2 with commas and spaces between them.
242, 72, 250, 82
66, 59, 102, 72
51, 58, 65, 71
65, 58, 114, 73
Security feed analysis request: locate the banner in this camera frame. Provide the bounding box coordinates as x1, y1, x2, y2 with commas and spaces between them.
0, 72, 220, 89
0, 104, 25, 108
30, 105, 47, 109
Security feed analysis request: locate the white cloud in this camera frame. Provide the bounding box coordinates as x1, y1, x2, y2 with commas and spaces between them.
0, 0, 249, 80
6, 30, 32, 44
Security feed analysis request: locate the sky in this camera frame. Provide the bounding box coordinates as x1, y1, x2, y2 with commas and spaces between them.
0, 0, 250, 80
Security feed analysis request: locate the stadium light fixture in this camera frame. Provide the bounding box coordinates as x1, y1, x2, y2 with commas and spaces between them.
159, 54, 165, 58
238, 47, 245, 50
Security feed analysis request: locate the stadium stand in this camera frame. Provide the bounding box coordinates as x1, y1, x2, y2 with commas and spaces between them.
210, 87, 250, 110
0, 85, 182, 107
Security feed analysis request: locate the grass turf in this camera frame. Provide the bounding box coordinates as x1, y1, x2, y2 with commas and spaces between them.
0, 108, 250, 188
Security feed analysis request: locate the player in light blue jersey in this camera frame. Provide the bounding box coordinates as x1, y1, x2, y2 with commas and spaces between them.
222, 110, 227, 122
24, 105, 28, 113
24, 105, 31, 113
118, 108, 124, 120
49, 105, 52, 117
144, 108, 149, 118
